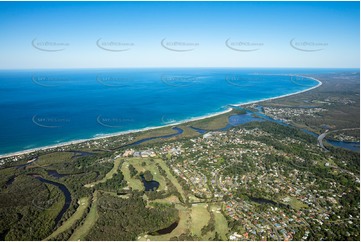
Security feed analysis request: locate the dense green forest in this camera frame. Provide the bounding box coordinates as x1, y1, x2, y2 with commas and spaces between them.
87, 194, 178, 240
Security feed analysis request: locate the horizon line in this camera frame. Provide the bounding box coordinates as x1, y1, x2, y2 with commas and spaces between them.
0, 67, 360, 71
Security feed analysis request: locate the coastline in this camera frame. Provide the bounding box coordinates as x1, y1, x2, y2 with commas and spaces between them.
0, 75, 322, 159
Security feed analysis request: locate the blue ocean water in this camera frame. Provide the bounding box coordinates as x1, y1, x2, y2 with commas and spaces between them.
0, 68, 348, 155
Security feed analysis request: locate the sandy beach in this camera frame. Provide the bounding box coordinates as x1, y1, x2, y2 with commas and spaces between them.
0, 75, 322, 159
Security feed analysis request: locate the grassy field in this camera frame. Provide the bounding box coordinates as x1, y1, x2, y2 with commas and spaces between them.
121, 160, 144, 191
121, 157, 185, 194
30, 152, 74, 168
84, 158, 122, 188
150, 195, 180, 205
69, 192, 99, 241
189, 203, 211, 238
154, 158, 187, 202
45, 197, 90, 240
177, 125, 204, 138
189, 112, 230, 130
211, 205, 230, 240
133, 127, 183, 141
125, 157, 167, 191
40, 183, 66, 224
284, 196, 308, 210
188, 194, 204, 203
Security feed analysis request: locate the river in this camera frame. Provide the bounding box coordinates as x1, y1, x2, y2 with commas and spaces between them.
30, 175, 72, 225
190, 105, 360, 152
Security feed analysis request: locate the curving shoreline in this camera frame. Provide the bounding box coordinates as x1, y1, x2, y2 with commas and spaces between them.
0, 75, 322, 159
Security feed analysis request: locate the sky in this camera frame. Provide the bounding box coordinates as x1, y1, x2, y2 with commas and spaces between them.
0, 1, 359, 69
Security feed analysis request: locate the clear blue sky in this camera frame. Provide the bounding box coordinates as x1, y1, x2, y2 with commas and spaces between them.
0, 1, 359, 69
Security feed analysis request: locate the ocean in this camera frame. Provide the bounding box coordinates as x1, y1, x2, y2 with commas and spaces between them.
0, 68, 345, 155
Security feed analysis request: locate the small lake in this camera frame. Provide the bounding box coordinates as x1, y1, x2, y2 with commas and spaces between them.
249, 197, 278, 205
140, 174, 159, 191
249, 197, 288, 208
5, 175, 15, 186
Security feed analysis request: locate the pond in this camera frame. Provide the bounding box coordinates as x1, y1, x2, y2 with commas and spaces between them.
249, 197, 278, 205
149, 221, 179, 235
140, 174, 159, 191
5, 175, 15, 186
249, 196, 288, 208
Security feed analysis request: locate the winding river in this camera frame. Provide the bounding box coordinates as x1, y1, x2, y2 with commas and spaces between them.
30, 175, 72, 225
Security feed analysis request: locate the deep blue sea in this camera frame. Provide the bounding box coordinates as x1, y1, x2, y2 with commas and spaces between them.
0, 68, 354, 155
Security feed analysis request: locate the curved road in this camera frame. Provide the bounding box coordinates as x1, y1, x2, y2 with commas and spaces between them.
317, 128, 360, 152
